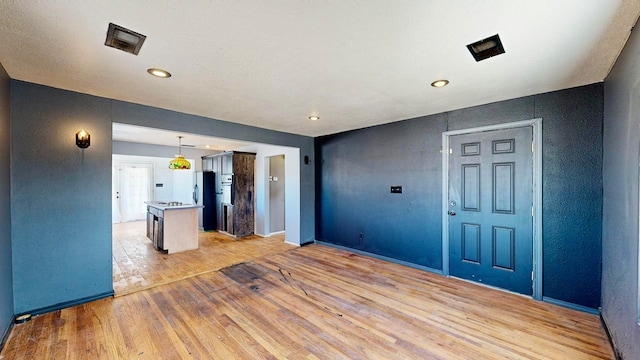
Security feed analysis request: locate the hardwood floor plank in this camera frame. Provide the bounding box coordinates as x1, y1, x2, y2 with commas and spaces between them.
193, 274, 312, 359
259, 256, 508, 359
263, 248, 613, 359
112, 221, 296, 295
1, 244, 614, 359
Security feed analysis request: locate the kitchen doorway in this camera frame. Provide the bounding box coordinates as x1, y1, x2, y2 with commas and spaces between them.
112, 124, 303, 294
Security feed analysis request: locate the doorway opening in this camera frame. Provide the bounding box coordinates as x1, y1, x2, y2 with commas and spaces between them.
111, 124, 302, 295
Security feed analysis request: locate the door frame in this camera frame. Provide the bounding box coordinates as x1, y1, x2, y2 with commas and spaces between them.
441, 118, 543, 300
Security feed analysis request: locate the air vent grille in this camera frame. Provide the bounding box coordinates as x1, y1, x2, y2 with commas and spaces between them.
104, 23, 146, 55
467, 34, 505, 62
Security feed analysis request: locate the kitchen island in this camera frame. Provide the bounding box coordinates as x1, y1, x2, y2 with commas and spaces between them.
145, 201, 204, 254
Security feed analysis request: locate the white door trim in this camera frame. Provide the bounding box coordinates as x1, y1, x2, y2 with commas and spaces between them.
441, 118, 543, 300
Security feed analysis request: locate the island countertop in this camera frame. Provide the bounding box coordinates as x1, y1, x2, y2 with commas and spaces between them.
146, 201, 202, 254
145, 201, 204, 211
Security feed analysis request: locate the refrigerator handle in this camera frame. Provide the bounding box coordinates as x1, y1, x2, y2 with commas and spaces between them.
193, 184, 199, 204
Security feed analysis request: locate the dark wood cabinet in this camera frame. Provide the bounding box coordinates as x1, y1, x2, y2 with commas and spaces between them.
202, 151, 255, 238
231, 152, 255, 238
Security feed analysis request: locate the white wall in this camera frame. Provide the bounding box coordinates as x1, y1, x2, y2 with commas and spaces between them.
112, 154, 195, 222
113, 140, 220, 172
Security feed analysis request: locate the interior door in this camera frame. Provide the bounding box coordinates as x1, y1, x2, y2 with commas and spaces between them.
119, 163, 154, 222
112, 164, 121, 223
269, 155, 285, 233
448, 126, 533, 295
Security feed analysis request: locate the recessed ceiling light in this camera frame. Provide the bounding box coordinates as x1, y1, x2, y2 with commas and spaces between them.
205, 145, 210, 149
308, 116, 320, 121
147, 68, 171, 78
104, 23, 146, 55
467, 34, 505, 62
431, 80, 449, 88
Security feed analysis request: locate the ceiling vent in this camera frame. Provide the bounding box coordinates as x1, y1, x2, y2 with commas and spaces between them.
104, 23, 146, 55
466, 34, 505, 62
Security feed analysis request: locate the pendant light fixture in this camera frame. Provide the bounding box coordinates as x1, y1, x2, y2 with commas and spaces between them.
169, 136, 191, 170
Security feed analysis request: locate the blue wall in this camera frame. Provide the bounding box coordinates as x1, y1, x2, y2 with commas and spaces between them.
11, 82, 114, 313
316, 84, 603, 309
602, 23, 640, 359
0, 63, 14, 343
316, 113, 447, 269
10, 81, 315, 314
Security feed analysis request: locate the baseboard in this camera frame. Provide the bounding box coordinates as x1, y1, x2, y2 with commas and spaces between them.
17, 290, 114, 318
301, 236, 315, 245
541, 296, 599, 315
256, 231, 287, 238
600, 313, 623, 360
0, 316, 14, 353
314, 240, 443, 275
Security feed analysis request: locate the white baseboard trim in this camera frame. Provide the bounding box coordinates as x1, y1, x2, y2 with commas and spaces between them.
254, 231, 285, 238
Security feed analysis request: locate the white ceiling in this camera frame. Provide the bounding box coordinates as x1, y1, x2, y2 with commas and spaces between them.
112, 123, 251, 151
1, 1, 639, 138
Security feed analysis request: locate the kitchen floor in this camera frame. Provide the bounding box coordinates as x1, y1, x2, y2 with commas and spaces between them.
112, 221, 294, 296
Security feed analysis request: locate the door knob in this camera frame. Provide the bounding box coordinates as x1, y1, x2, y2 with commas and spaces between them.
448, 211, 456, 216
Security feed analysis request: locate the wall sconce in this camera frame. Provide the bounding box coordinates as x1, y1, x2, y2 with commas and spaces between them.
76, 129, 90, 149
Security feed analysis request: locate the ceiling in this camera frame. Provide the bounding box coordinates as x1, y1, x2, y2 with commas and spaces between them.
112, 123, 251, 151
1, 1, 639, 138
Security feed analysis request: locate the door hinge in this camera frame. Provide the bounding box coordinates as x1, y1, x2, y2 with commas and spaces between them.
531, 271, 535, 281
531, 142, 535, 153
531, 206, 534, 217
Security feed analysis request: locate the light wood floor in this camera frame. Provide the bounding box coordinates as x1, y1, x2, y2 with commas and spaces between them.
2, 244, 613, 359
113, 221, 295, 295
